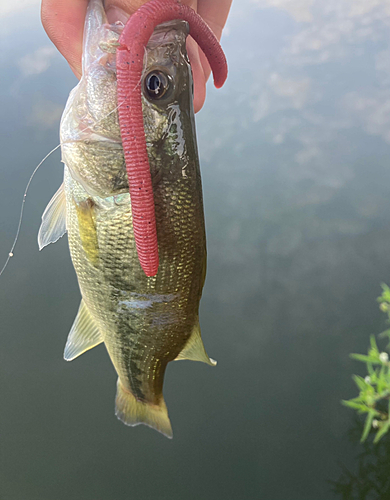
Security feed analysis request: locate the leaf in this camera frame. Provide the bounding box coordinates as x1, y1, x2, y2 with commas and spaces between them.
350, 353, 381, 364
374, 421, 390, 443
367, 362, 376, 378
353, 375, 371, 392
379, 283, 390, 303
376, 381, 386, 395
342, 400, 367, 411
377, 366, 386, 393
361, 412, 376, 442
370, 335, 379, 353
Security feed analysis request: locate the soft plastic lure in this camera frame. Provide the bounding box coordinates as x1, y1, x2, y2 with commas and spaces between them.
116, 0, 228, 276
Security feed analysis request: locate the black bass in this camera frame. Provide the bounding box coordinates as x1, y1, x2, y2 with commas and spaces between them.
38, 0, 227, 438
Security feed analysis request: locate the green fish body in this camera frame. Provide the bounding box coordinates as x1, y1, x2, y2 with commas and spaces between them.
39, 0, 214, 438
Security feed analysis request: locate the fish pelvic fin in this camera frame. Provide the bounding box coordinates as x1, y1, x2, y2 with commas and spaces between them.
38, 183, 67, 250
175, 320, 217, 366
115, 380, 173, 439
64, 300, 103, 361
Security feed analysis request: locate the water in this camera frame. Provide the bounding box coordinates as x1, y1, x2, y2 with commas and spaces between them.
1, 1, 390, 498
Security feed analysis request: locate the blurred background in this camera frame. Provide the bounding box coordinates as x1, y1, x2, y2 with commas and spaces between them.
1, 0, 390, 498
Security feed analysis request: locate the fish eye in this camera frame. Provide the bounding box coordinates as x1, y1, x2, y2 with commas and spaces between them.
144, 70, 171, 100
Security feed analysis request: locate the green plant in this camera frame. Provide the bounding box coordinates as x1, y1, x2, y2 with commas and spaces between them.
330, 416, 390, 498
343, 284, 390, 443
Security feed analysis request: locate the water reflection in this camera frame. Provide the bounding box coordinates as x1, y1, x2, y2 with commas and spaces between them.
17, 46, 57, 77
331, 418, 390, 499
1, 0, 390, 499
0, 0, 40, 18
252, 0, 314, 23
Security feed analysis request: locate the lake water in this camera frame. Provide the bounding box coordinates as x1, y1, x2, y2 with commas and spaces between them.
1, 1, 390, 499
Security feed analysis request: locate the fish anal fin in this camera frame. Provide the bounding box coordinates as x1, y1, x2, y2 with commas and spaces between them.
64, 300, 103, 361
38, 183, 67, 250
115, 380, 173, 439
175, 321, 217, 366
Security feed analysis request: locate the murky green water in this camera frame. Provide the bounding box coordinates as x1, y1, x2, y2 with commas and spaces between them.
1, 1, 390, 498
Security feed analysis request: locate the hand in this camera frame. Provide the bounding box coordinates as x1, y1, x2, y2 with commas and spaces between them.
41, 0, 232, 113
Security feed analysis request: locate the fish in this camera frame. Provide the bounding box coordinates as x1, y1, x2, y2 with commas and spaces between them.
38, 0, 227, 438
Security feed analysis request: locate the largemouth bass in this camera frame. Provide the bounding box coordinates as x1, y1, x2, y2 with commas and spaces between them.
38, 0, 227, 438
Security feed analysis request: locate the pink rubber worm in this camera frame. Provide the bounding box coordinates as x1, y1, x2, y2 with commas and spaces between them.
116, 0, 228, 277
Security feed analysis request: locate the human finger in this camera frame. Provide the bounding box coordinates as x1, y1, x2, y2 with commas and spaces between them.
197, 0, 232, 82
41, 0, 88, 79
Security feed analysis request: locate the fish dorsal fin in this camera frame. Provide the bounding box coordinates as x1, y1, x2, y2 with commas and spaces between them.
175, 321, 217, 366
38, 183, 67, 250
64, 300, 103, 361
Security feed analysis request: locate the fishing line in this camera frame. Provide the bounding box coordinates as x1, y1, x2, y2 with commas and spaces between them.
0, 98, 127, 278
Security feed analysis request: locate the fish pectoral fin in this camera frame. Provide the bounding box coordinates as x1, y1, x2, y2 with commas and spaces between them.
38, 183, 67, 250
64, 300, 103, 361
115, 380, 173, 439
74, 198, 99, 266
175, 321, 217, 366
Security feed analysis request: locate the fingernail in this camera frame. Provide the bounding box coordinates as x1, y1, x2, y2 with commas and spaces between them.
106, 6, 129, 25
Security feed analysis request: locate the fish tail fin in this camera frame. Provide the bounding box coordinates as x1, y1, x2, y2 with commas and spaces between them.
115, 380, 173, 439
